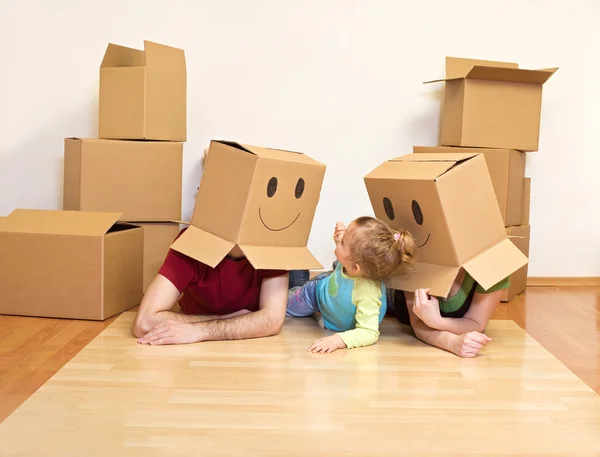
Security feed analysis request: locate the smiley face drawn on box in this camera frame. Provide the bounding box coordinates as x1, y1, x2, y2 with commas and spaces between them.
239, 156, 325, 246
365, 172, 456, 266
182, 141, 326, 270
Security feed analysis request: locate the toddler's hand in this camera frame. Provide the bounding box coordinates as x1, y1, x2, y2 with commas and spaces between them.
333, 221, 346, 244
309, 334, 347, 354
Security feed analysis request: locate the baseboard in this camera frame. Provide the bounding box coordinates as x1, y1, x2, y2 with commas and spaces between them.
527, 277, 600, 287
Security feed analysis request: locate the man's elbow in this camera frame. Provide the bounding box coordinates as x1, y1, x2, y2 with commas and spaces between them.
132, 314, 154, 338
265, 312, 285, 337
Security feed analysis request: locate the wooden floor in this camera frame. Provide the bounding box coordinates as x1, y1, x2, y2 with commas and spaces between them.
0, 286, 599, 455
1, 310, 600, 456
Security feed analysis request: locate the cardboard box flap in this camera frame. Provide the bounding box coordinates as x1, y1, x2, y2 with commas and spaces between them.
445, 57, 519, 79
144, 40, 185, 69
392, 152, 480, 162
463, 238, 529, 292
365, 160, 456, 181
389, 263, 461, 299
464, 66, 557, 85
238, 245, 323, 270
101, 43, 145, 68
2, 209, 122, 236
170, 226, 234, 268
215, 141, 323, 166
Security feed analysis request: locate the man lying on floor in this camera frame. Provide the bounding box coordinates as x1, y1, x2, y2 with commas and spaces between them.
133, 228, 304, 345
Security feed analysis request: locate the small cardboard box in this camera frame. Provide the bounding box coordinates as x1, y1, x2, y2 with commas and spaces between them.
99, 40, 186, 141
364, 152, 528, 298
63, 138, 183, 222
0, 210, 143, 320
522, 178, 531, 225
172, 140, 326, 270
139, 222, 181, 292
502, 225, 531, 302
425, 57, 557, 151
414, 146, 526, 226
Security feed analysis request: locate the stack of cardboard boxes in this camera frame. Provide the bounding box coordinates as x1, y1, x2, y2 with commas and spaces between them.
63, 40, 186, 294
0, 41, 186, 320
414, 57, 557, 301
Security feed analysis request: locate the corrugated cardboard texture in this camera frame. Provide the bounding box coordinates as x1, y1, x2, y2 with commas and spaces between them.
138, 223, 181, 292
99, 40, 186, 142
414, 147, 526, 226
0, 210, 143, 320
365, 153, 528, 298
427, 57, 557, 151
522, 178, 531, 225
63, 139, 183, 222
173, 140, 326, 270
502, 225, 531, 302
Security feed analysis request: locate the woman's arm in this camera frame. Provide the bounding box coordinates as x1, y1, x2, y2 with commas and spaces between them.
431, 290, 503, 334
406, 292, 491, 358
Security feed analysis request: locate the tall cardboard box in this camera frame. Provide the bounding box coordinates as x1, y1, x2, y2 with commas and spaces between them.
364, 153, 528, 297
0, 210, 143, 320
99, 40, 186, 141
63, 138, 183, 222
139, 222, 181, 292
502, 225, 531, 302
414, 146, 526, 226
172, 140, 326, 270
425, 57, 557, 151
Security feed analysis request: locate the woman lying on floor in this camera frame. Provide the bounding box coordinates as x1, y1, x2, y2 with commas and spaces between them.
389, 269, 509, 358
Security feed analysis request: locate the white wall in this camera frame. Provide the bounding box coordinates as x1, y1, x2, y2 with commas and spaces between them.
1, 0, 598, 276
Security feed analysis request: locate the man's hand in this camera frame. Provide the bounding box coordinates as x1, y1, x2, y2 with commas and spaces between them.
412, 288, 442, 329
333, 221, 346, 244
137, 320, 203, 346
308, 334, 347, 354
450, 331, 492, 358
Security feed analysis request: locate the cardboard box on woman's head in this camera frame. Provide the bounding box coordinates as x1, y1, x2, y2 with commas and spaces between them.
364, 152, 528, 298
172, 140, 326, 270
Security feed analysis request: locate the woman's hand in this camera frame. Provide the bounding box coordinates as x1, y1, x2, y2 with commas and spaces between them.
309, 334, 347, 354
333, 222, 346, 244
450, 331, 492, 358
412, 288, 442, 329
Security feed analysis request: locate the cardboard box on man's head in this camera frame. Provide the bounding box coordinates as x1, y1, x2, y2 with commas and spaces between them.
426, 57, 557, 151
171, 140, 326, 270
364, 153, 528, 298
99, 40, 186, 142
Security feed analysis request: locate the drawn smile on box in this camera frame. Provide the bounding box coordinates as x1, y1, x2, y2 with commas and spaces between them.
259, 176, 305, 232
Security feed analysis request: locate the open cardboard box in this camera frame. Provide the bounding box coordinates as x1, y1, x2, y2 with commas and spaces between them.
99, 40, 186, 141
364, 152, 528, 298
414, 146, 526, 226
426, 57, 557, 151
63, 138, 183, 222
0, 210, 143, 320
172, 140, 326, 270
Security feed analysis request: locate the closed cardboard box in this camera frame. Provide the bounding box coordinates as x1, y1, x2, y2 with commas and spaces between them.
0, 210, 143, 320
364, 152, 528, 298
502, 225, 531, 302
139, 222, 181, 292
414, 146, 526, 226
522, 178, 531, 225
99, 40, 186, 141
172, 140, 326, 270
63, 138, 183, 222
425, 57, 557, 151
